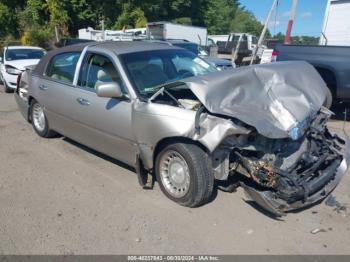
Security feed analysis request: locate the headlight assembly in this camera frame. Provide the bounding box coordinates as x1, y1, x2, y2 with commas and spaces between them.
288, 118, 308, 141
5, 65, 22, 75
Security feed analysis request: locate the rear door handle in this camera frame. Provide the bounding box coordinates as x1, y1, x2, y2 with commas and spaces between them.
38, 84, 48, 91
76, 97, 90, 106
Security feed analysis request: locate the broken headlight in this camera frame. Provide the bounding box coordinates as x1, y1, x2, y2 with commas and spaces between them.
5, 65, 22, 75
288, 118, 308, 141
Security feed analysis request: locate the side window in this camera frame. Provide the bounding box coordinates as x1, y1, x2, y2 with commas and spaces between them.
252, 37, 258, 45
78, 53, 125, 92
46, 52, 81, 84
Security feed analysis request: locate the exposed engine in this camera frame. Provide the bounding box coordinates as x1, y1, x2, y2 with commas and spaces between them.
224, 110, 345, 214
150, 83, 347, 215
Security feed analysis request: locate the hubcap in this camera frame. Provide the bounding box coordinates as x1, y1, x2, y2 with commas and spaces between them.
159, 150, 190, 198
32, 103, 46, 132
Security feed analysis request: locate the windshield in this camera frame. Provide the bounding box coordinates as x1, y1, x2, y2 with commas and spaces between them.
120, 49, 217, 98
5, 48, 45, 61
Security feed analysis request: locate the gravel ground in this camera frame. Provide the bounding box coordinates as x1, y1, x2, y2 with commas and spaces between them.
0, 86, 350, 255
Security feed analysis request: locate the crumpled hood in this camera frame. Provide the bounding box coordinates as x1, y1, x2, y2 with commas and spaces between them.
183, 61, 328, 139
5, 59, 40, 71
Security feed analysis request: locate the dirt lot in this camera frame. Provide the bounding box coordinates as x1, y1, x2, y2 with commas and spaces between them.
1, 86, 350, 255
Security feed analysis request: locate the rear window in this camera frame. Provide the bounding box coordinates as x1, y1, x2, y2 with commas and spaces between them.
45, 52, 81, 84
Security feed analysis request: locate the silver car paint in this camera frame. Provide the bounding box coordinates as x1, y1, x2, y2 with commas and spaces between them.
182, 61, 329, 139
34, 47, 138, 166
23, 46, 334, 172
14, 42, 350, 215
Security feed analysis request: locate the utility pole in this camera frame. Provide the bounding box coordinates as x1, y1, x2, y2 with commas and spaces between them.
250, 0, 278, 65
54, 25, 60, 43
284, 0, 298, 44
100, 19, 105, 41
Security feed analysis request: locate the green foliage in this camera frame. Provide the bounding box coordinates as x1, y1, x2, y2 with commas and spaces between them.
172, 17, 192, 25
0, 0, 282, 45
44, 0, 69, 36
26, 0, 45, 24
66, 0, 100, 35
22, 24, 53, 47
272, 32, 320, 45
291, 36, 320, 45
230, 9, 265, 36
113, 4, 148, 30
0, 3, 19, 38
204, 0, 238, 34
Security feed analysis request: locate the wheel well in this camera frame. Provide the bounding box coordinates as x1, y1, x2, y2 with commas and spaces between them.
27, 96, 35, 122
153, 137, 209, 168
28, 96, 35, 105
314, 67, 337, 98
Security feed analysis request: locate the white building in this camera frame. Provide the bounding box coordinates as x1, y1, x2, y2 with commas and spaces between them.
320, 0, 350, 46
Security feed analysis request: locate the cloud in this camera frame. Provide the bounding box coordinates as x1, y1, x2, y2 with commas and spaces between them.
269, 20, 281, 26
300, 11, 312, 19
282, 11, 291, 17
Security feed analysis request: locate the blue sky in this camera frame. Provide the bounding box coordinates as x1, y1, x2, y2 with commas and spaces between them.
239, 0, 328, 36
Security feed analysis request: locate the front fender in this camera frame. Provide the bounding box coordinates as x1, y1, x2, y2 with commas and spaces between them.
133, 102, 196, 169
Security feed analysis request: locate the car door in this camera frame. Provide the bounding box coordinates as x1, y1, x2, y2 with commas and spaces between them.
68, 52, 137, 166
36, 52, 84, 139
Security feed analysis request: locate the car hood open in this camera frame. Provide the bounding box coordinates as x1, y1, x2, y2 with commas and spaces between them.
182, 61, 328, 139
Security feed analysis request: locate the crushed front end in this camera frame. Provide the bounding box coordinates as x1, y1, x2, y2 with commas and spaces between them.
222, 110, 350, 216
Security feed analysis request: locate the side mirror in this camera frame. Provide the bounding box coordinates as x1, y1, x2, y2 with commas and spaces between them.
96, 82, 123, 98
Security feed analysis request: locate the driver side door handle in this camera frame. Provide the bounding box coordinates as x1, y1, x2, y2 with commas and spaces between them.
39, 84, 48, 91
76, 97, 90, 106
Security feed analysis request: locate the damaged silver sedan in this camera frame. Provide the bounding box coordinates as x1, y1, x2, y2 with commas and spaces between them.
15, 42, 350, 216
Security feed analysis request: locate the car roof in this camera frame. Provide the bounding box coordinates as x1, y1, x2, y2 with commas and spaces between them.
44, 41, 182, 55
34, 41, 183, 75
93, 41, 183, 54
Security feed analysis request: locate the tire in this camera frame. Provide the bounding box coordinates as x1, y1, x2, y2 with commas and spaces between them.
323, 86, 333, 109
30, 100, 56, 138
3, 81, 12, 93
155, 142, 214, 207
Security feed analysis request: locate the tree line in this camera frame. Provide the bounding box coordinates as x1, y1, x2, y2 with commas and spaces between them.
0, 0, 266, 46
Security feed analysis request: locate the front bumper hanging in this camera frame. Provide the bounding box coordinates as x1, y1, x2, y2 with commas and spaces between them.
241, 131, 350, 216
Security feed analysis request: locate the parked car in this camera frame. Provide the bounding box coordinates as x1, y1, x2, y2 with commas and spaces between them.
274, 44, 350, 107
0, 46, 46, 93
166, 39, 209, 56
15, 42, 350, 216
203, 57, 235, 71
